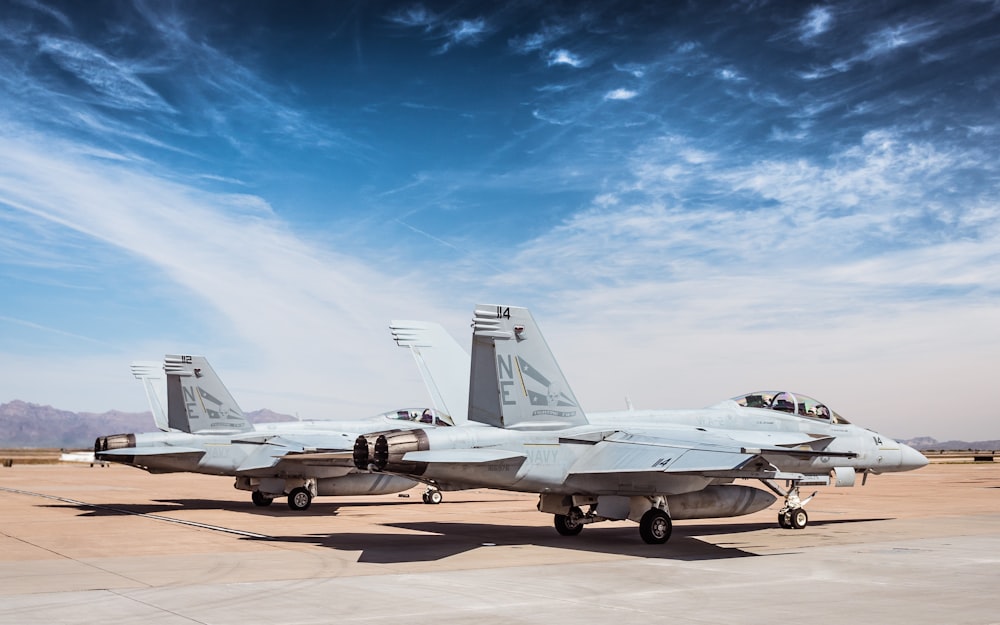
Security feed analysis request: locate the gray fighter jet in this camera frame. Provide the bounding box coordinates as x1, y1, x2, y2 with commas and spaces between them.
356, 305, 928, 544
96, 355, 453, 510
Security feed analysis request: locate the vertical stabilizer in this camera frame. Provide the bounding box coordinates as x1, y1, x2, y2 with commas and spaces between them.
390, 320, 469, 424
469, 305, 587, 430
163, 355, 252, 433
130, 361, 171, 431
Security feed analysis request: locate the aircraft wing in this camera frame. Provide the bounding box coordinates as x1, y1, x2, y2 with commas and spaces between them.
568, 438, 757, 476
567, 430, 854, 480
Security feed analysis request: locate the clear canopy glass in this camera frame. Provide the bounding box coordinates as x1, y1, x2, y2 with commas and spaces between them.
731, 391, 850, 424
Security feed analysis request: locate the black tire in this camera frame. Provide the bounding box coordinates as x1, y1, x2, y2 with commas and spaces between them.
426, 489, 443, 505
287, 487, 312, 511
778, 510, 791, 529
639, 508, 672, 544
421, 492, 431, 504
251, 490, 273, 507
554, 512, 584, 536
789, 507, 808, 530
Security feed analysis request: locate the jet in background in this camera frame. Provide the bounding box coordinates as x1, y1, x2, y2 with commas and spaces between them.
357, 305, 928, 544
96, 355, 453, 510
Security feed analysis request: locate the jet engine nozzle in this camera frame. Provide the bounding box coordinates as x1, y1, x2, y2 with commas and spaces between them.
94, 433, 137, 464
352, 434, 373, 470
94, 433, 136, 453
352, 429, 430, 476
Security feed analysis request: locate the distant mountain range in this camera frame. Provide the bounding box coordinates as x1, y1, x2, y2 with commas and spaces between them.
1, 400, 997, 450
898, 436, 1000, 452
0, 400, 294, 449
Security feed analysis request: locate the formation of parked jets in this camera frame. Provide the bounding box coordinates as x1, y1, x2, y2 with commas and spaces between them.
96, 305, 927, 544
95, 355, 451, 509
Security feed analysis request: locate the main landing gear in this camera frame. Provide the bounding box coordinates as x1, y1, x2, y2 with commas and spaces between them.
287, 486, 313, 511
638, 508, 672, 544
550, 500, 673, 544
251, 490, 273, 507
421, 487, 443, 505
553, 507, 585, 536
763, 480, 816, 530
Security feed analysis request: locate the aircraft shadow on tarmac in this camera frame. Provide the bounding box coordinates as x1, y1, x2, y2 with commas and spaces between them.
48, 498, 510, 517
244, 523, 756, 563
46, 499, 889, 563
243, 516, 889, 564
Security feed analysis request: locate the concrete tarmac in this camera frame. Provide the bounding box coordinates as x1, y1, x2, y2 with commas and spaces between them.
1, 462, 998, 625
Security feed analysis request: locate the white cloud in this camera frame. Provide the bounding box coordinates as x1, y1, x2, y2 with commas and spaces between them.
604, 88, 637, 101
448, 18, 487, 43
36, 35, 174, 112
714, 67, 746, 82
547, 49, 582, 68
0, 128, 454, 418
489, 131, 1000, 440
614, 63, 645, 78
385, 5, 437, 30
799, 6, 833, 43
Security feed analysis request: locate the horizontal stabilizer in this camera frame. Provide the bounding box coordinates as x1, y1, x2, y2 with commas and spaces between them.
232, 433, 355, 451
234, 435, 357, 472
402, 449, 527, 464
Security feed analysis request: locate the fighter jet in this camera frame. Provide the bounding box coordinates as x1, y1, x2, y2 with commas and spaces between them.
356, 305, 928, 544
95, 355, 453, 510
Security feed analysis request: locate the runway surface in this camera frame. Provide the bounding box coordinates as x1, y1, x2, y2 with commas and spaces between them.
1, 462, 997, 624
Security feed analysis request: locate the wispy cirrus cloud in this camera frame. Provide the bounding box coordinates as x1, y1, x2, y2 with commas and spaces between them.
385, 4, 490, 53
798, 6, 834, 43
509, 23, 569, 54
0, 126, 452, 416
36, 35, 174, 112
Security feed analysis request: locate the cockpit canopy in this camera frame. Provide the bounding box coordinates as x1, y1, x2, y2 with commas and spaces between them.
379, 407, 454, 427
732, 391, 850, 424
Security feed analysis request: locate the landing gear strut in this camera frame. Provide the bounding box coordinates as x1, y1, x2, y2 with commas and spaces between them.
763, 480, 815, 530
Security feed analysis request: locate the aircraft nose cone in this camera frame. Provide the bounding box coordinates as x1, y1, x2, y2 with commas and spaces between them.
899, 443, 929, 471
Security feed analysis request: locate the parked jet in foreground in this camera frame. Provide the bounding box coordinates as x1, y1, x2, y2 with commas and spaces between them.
96, 355, 453, 509
357, 305, 928, 544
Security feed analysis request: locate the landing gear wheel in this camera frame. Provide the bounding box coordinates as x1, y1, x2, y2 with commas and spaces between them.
639, 508, 672, 544
789, 507, 808, 530
778, 510, 791, 529
422, 489, 443, 505
554, 507, 585, 536
287, 487, 312, 511
251, 491, 273, 507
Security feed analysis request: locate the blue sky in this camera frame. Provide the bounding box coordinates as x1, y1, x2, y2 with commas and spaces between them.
1, 0, 998, 440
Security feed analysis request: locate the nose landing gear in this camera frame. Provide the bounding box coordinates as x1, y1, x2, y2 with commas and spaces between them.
763, 480, 816, 530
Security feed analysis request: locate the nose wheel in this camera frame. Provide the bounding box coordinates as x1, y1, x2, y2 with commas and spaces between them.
778, 507, 809, 529
763, 480, 815, 530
